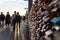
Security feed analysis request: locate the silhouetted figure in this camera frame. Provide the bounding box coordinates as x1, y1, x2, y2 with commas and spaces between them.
0, 12, 5, 27
16, 12, 21, 28
12, 11, 17, 31
0, 15, 1, 25
5, 12, 11, 27
23, 16, 26, 21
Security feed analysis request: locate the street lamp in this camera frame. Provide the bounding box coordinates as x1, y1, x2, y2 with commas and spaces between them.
24, 8, 28, 18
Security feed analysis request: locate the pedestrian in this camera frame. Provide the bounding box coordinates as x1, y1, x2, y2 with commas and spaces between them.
23, 16, 26, 21
0, 15, 1, 25
12, 11, 17, 31
0, 12, 5, 27
16, 12, 21, 28
0, 14, 1, 27
5, 12, 11, 27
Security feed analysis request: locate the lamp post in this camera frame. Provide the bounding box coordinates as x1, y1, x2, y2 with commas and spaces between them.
28, 0, 33, 12
24, 8, 28, 19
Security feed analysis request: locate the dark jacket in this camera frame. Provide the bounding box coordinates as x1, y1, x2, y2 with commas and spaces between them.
16, 15, 21, 22
1, 14, 5, 21
6, 14, 10, 24
0, 15, 1, 20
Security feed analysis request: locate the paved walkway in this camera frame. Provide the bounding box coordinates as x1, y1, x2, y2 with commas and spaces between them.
0, 21, 30, 40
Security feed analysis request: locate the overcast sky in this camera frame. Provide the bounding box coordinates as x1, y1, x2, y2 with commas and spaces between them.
0, 0, 28, 16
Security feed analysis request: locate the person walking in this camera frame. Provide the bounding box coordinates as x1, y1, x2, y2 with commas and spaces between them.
0, 12, 5, 27
0, 15, 1, 25
0, 14, 1, 27
5, 12, 11, 27
16, 12, 21, 28
12, 11, 17, 31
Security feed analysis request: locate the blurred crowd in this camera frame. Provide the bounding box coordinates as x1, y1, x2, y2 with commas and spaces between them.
0, 11, 22, 31
28, 0, 60, 40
